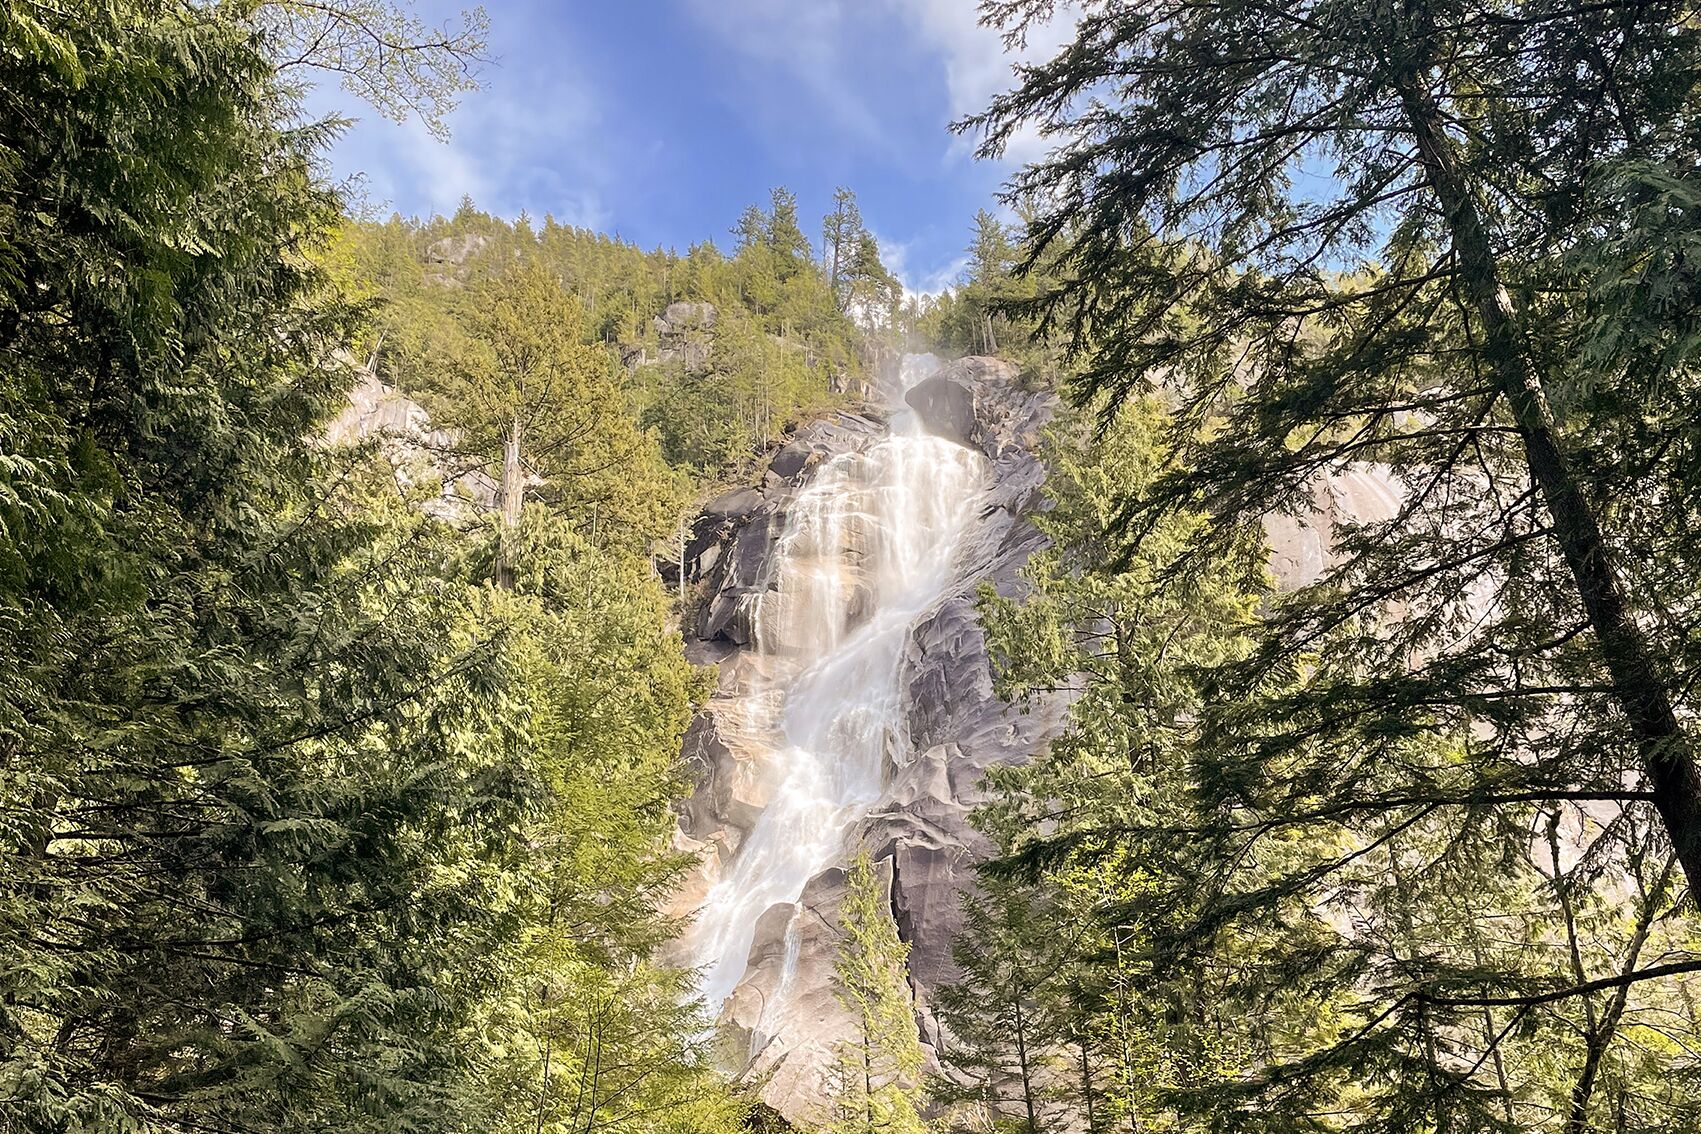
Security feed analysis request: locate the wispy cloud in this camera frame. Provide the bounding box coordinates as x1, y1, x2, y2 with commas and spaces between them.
881, 0, 1077, 165
875, 229, 970, 301
310, 19, 610, 225
676, 0, 1072, 166
676, 0, 888, 146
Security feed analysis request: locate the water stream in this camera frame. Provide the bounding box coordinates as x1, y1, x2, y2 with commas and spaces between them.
688, 353, 989, 1017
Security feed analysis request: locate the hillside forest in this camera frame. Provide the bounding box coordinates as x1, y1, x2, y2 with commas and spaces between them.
4, 1, 1701, 1133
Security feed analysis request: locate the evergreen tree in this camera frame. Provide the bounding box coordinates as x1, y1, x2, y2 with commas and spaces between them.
972, 373, 1701, 1126
0, 8, 746, 1134
822, 187, 865, 310
425, 259, 680, 583
934, 877, 1077, 1134
0, 4, 532, 1129
960, 6, 1701, 1125
964, 0, 1701, 904
829, 850, 928, 1134
767, 186, 812, 275
845, 233, 902, 331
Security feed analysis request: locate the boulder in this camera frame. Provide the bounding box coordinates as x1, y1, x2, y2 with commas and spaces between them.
904, 356, 1039, 459
657, 301, 718, 333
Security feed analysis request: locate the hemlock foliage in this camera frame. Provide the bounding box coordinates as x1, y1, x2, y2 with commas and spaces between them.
0, 3, 734, 1132
8, 0, 1701, 1132
928, 0, 1701, 1131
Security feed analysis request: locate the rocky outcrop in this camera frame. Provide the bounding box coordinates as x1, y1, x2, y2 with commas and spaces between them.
684, 412, 885, 656
1264, 464, 1402, 589
422, 233, 492, 287
323, 368, 498, 518
425, 232, 489, 265
655, 301, 718, 371
673, 356, 1069, 1122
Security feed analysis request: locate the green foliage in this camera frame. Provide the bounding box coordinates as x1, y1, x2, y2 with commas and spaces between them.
343, 193, 868, 483
0, 3, 531, 1128
952, 1, 1701, 1127
828, 850, 928, 1134
972, 394, 1701, 1132
251, 0, 489, 139
0, 5, 741, 1133
463, 525, 742, 1134
904, 210, 1058, 383
446, 259, 681, 553
933, 876, 1081, 1134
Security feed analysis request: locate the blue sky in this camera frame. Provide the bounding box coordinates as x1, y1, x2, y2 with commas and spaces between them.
311, 0, 1071, 295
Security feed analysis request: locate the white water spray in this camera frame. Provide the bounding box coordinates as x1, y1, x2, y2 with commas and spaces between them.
689, 354, 988, 1017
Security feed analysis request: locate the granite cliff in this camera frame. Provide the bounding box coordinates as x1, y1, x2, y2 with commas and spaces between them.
667, 354, 1069, 1122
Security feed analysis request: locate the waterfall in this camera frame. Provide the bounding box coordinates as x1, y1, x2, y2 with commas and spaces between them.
688, 353, 989, 1018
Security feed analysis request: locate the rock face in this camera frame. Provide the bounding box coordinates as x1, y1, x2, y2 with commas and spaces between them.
425, 233, 489, 265
323, 367, 498, 518
672, 356, 1069, 1123
655, 301, 718, 371
670, 354, 1401, 1123
1263, 464, 1402, 589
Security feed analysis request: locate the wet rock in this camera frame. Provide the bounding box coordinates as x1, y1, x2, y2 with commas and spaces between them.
719, 863, 874, 1124
904, 356, 1047, 462
905, 368, 980, 444
687, 412, 887, 652
673, 355, 1070, 1124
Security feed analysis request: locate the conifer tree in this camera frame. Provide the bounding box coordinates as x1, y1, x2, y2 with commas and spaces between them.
823, 187, 865, 310
767, 186, 813, 275
0, 4, 534, 1128
960, 9, 1701, 1126
426, 259, 679, 583
934, 877, 1076, 1134
964, 0, 1701, 904
829, 850, 928, 1134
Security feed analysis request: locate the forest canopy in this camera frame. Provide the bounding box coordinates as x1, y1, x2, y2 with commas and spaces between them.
4, 0, 1701, 1132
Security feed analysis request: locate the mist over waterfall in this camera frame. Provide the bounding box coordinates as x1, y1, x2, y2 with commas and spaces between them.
687, 353, 990, 1018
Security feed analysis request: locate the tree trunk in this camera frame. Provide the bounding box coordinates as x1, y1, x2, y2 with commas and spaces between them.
1562, 857, 1671, 1134
497, 413, 524, 590
1077, 1037, 1098, 1134
1012, 985, 1039, 1134
1397, 72, 1701, 904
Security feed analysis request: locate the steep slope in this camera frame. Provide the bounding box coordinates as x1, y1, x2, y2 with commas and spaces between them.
669, 355, 1068, 1121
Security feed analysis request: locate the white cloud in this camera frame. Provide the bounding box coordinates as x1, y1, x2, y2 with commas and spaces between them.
311, 26, 610, 225
874, 229, 970, 301
678, 0, 1073, 167
677, 0, 887, 145
881, 0, 1077, 164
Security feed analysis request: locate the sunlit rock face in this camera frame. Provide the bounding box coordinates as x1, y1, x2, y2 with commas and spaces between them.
1263, 465, 1403, 589
670, 355, 1069, 1123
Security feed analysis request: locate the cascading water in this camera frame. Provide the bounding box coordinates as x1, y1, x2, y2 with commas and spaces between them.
688, 353, 989, 1019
